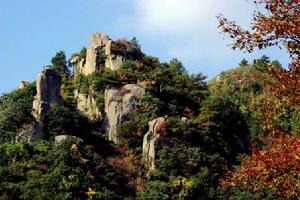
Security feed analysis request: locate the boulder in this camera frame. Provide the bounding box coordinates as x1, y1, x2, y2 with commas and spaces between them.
142, 117, 165, 170
30, 68, 63, 140
103, 84, 145, 143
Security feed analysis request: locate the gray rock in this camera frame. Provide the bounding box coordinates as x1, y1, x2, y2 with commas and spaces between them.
103, 84, 145, 143
72, 32, 126, 76
31, 68, 63, 141
55, 135, 83, 143
74, 88, 102, 121
142, 117, 165, 170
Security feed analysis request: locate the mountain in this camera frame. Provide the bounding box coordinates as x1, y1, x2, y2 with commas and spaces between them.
0, 33, 299, 200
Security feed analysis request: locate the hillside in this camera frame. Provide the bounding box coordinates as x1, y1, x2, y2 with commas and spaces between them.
0, 33, 299, 200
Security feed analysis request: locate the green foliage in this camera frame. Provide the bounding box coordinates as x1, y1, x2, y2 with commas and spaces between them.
239, 59, 248, 67
117, 112, 149, 150
209, 58, 300, 138
75, 74, 89, 95
0, 83, 36, 142
96, 48, 106, 67
151, 59, 208, 116
70, 47, 87, 63
51, 51, 70, 75
61, 74, 75, 103
90, 68, 120, 91
78, 47, 87, 60
197, 96, 248, 160
0, 140, 134, 199
138, 181, 170, 200
46, 105, 90, 138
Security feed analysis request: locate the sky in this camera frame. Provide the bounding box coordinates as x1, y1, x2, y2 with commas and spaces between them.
0, 0, 290, 94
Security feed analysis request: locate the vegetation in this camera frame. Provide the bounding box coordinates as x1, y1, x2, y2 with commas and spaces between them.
1, 2, 300, 197
0, 83, 36, 142
51, 51, 70, 75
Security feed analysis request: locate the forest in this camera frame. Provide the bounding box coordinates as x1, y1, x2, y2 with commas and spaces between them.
0, 0, 299, 199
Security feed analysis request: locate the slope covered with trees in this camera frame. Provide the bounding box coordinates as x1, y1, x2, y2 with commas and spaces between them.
0, 1, 299, 198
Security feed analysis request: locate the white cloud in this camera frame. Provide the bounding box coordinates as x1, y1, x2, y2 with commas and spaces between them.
126, 0, 255, 58
118, 0, 289, 77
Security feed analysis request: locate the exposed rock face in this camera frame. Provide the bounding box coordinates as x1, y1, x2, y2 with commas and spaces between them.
30, 68, 63, 140
142, 117, 165, 170
18, 80, 29, 89
103, 84, 145, 143
71, 33, 128, 120
71, 32, 126, 77
74, 88, 101, 121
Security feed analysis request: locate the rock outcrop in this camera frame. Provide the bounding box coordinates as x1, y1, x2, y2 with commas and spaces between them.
71, 32, 127, 77
18, 80, 29, 89
30, 68, 63, 140
71, 33, 129, 121
142, 117, 165, 170
103, 84, 145, 143
74, 88, 102, 121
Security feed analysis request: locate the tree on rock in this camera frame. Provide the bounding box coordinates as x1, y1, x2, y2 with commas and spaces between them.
51, 51, 70, 75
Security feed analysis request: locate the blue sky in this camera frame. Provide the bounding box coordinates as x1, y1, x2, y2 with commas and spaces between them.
0, 0, 290, 94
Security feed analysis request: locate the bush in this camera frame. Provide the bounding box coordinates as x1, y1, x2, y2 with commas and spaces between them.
0, 83, 36, 142
46, 105, 90, 138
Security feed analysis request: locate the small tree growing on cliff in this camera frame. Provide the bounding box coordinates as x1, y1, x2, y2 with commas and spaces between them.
51, 51, 70, 75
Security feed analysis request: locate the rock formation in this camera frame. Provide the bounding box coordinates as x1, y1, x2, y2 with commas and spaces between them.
18, 80, 29, 89
142, 117, 166, 170
30, 68, 63, 140
103, 84, 145, 143
74, 88, 102, 121
71, 32, 127, 77
71, 32, 145, 141
71, 33, 129, 121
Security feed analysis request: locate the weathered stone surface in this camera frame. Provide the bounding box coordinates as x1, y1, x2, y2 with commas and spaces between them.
18, 80, 29, 89
74, 88, 101, 121
55, 135, 83, 143
103, 84, 145, 143
105, 54, 125, 71
142, 117, 165, 170
72, 32, 127, 77
30, 68, 63, 141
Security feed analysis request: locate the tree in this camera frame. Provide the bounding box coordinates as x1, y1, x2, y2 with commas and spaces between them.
51, 51, 70, 75
239, 59, 248, 67
218, 0, 300, 107
219, 135, 300, 199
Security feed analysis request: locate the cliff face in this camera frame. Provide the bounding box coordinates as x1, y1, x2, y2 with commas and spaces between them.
71, 32, 146, 143
31, 68, 63, 140
71, 33, 128, 122
103, 84, 145, 143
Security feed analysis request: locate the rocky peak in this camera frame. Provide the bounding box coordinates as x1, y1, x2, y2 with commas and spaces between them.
30, 68, 63, 140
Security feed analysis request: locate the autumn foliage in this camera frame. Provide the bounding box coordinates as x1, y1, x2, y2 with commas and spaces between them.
218, 0, 300, 108
220, 135, 300, 199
